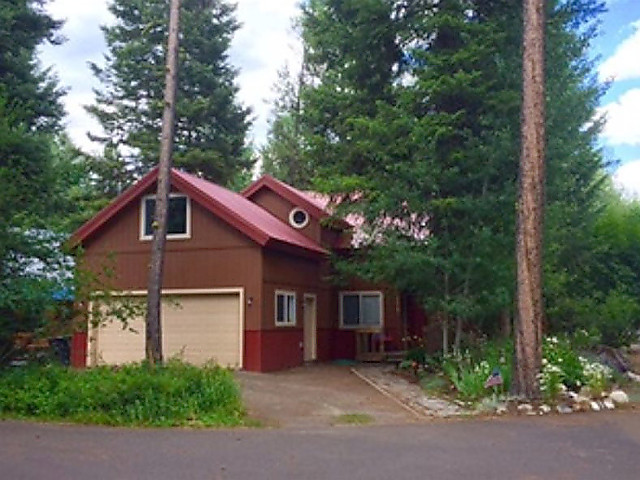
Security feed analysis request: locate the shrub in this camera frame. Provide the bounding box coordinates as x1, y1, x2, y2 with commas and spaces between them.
0, 361, 246, 427
539, 336, 613, 401
442, 356, 493, 401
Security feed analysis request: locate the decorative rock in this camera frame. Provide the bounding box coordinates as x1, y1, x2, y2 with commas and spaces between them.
539, 404, 551, 414
517, 403, 533, 414
609, 390, 629, 405
603, 399, 615, 410
571, 395, 591, 412
496, 405, 508, 415
557, 404, 573, 414
626, 371, 640, 383
590, 401, 600, 412
579, 387, 593, 399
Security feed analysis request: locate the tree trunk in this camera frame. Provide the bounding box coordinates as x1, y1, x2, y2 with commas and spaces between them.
500, 309, 512, 338
145, 0, 181, 365
442, 272, 450, 356
513, 0, 546, 399
442, 313, 449, 357
453, 316, 462, 356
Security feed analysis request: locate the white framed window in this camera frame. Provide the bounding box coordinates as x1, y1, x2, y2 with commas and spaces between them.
140, 193, 191, 240
288, 207, 309, 229
275, 290, 296, 326
339, 291, 383, 329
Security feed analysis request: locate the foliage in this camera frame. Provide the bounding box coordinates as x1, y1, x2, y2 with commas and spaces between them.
0, 1, 72, 364
295, 0, 610, 355
546, 194, 640, 347
261, 65, 313, 188
441, 340, 512, 401
0, 361, 246, 427
87, 0, 252, 189
438, 336, 614, 403
539, 336, 613, 401
443, 356, 493, 402
0, 0, 65, 132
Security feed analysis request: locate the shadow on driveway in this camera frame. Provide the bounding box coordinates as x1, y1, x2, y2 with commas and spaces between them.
236, 364, 417, 428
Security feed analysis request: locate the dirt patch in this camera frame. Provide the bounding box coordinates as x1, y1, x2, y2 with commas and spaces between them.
235, 364, 417, 428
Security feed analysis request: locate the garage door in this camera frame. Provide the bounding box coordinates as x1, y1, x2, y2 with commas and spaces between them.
92, 292, 242, 368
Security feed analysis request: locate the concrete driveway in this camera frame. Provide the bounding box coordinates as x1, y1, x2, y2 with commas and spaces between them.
235, 364, 416, 427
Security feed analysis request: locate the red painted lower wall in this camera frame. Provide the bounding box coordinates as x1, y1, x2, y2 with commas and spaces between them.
70, 331, 87, 368
244, 329, 304, 372
331, 330, 356, 360
244, 330, 262, 372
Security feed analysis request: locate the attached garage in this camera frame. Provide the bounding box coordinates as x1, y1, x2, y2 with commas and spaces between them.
89, 289, 244, 368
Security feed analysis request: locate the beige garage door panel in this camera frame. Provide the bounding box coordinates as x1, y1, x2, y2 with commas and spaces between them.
94, 293, 241, 368
95, 314, 146, 365
163, 294, 241, 367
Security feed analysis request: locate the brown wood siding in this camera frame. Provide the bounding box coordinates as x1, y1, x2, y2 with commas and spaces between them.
82, 196, 263, 330
261, 249, 330, 331
251, 189, 322, 243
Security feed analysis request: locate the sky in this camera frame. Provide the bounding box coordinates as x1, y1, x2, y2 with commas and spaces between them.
39, 0, 640, 194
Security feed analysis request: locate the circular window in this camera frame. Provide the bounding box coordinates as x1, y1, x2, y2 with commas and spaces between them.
289, 207, 309, 229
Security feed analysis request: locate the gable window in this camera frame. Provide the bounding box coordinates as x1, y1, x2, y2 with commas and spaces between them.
275, 290, 296, 326
340, 292, 383, 328
288, 207, 309, 229
141, 194, 190, 240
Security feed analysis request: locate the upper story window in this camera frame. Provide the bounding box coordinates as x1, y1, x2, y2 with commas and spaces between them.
289, 207, 309, 229
140, 194, 191, 240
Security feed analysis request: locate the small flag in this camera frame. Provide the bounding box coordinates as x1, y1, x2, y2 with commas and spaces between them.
484, 368, 504, 389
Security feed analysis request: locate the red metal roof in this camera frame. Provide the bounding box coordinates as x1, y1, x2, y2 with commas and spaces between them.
70, 168, 327, 257
242, 174, 330, 220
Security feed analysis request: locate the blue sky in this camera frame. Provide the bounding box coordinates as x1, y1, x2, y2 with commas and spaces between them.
595, 0, 640, 194
39, 0, 640, 193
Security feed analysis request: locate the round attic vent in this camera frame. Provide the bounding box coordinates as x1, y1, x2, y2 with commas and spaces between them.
289, 207, 309, 229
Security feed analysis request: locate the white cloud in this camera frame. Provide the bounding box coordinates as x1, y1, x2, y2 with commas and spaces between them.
613, 159, 640, 198
230, 0, 301, 146
599, 88, 640, 146
38, 0, 301, 152
599, 19, 640, 82
39, 0, 112, 152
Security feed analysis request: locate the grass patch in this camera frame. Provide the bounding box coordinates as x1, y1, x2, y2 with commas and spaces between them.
419, 374, 451, 395
0, 360, 247, 427
333, 413, 374, 426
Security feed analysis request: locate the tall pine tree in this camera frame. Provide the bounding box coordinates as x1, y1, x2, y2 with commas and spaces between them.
0, 0, 68, 360
87, 0, 252, 187
296, 0, 609, 350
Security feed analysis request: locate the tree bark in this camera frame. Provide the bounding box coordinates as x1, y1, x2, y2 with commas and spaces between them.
513, 0, 546, 399
145, 0, 181, 365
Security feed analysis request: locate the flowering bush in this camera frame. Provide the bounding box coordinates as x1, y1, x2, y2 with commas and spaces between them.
443, 355, 494, 401
439, 336, 613, 404
580, 356, 612, 397
539, 336, 613, 401
539, 359, 565, 402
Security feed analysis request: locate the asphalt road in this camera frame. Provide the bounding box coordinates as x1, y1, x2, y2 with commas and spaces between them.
2, 412, 640, 479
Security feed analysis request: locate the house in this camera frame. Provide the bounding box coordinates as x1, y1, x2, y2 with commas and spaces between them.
70, 168, 430, 372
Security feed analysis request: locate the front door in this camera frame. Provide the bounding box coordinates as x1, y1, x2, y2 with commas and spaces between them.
303, 294, 317, 362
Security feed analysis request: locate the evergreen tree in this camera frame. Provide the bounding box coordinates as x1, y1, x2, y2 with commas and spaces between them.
0, 0, 65, 132
87, 0, 252, 187
296, 0, 610, 350
261, 65, 310, 188
0, 0, 68, 360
